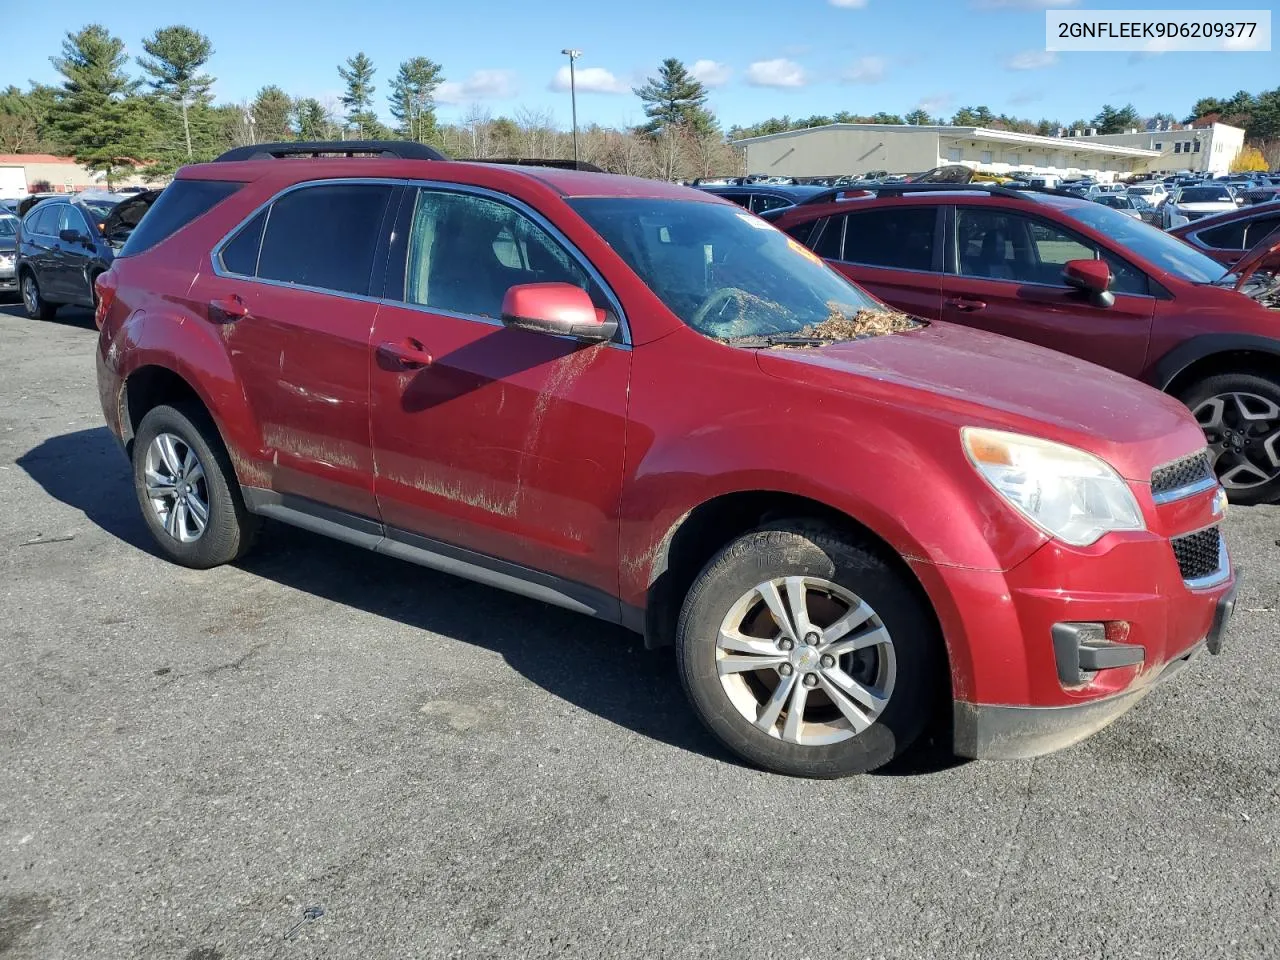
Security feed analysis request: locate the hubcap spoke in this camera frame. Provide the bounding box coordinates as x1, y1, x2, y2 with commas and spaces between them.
718, 627, 784, 658
822, 623, 890, 658
1195, 397, 1225, 434
781, 682, 810, 743
784, 576, 815, 638
146, 433, 209, 542
757, 580, 798, 643
186, 495, 209, 526
186, 462, 205, 486
157, 435, 184, 476
824, 666, 890, 714
817, 674, 873, 734
164, 499, 182, 538
182, 447, 198, 477
145, 468, 177, 499
820, 600, 873, 645
755, 672, 797, 733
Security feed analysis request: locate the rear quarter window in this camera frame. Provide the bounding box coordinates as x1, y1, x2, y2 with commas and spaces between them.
118, 180, 243, 257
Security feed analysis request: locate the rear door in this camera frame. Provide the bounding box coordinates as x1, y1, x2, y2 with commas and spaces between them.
188, 180, 397, 517
940, 205, 1155, 376
367, 184, 631, 596
814, 205, 946, 321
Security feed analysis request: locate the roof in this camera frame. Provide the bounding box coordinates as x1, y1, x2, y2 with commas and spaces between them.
183, 155, 712, 202
0, 154, 79, 165
730, 123, 1161, 158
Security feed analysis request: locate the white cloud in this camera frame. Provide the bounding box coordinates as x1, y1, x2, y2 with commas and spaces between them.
974, 0, 1077, 7
917, 94, 953, 114
1007, 50, 1058, 70
436, 70, 518, 104
746, 59, 808, 88
843, 56, 887, 83
690, 59, 732, 88
549, 64, 629, 94
829, 0, 869, 7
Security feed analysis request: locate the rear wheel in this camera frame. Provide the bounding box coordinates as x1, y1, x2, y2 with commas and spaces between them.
131, 403, 260, 568
21, 271, 58, 321
676, 523, 944, 778
1179, 372, 1280, 506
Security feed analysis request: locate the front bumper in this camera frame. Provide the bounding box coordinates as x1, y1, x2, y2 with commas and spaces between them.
954, 580, 1236, 759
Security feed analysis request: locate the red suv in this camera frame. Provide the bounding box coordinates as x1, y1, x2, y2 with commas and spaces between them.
95, 142, 1235, 777
769, 184, 1280, 504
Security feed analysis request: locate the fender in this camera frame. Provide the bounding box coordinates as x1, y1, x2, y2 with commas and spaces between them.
617, 405, 1050, 609
1150, 333, 1280, 391
111, 306, 268, 486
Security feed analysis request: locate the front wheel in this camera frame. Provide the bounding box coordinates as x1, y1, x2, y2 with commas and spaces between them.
1179, 372, 1280, 506
676, 523, 944, 778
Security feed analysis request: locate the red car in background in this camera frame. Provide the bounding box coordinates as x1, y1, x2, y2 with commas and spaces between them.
1169, 201, 1280, 266
94, 143, 1235, 777
769, 183, 1280, 504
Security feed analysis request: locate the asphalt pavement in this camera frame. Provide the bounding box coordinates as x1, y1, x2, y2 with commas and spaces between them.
1, 302, 1277, 960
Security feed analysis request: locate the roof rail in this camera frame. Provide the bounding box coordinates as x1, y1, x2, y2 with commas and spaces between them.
471, 158, 606, 172
794, 180, 1084, 208
214, 140, 448, 162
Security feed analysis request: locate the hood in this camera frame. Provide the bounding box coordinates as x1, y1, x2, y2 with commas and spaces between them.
1233, 229, 1280, 291
1174, 201, 1237, 212
101, 189, 161, 245
755, 322, 1204, 481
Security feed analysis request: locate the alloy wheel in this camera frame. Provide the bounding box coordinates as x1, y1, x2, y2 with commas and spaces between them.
144, 432, 210, 542
1194, 392, 1280, 490
715, 576, 896, 746
22, 276, 38, 314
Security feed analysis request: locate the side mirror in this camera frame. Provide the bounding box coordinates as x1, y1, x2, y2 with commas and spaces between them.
1063, 258, 1115, 308
500, 283, 618, 342
59, 228, 90, 247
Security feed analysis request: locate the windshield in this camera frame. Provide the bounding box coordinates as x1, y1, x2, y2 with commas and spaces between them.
1127, 186, 1153, 195
1177, 187, 1232, 203
1059, 201, 1227, 283
569, 197, 884, 338
0, 217, 16, 238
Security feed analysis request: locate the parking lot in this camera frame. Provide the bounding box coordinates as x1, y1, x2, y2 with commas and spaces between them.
1, 303, 1278, 959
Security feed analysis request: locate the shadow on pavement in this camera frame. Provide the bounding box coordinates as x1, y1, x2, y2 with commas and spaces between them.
18, 426, 966, 776
0, 299, 96, 329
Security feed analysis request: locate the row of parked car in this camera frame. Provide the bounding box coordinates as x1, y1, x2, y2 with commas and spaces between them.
6, 140, 1272, 778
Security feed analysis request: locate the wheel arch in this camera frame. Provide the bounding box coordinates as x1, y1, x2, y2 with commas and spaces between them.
1153, 335, 1280, 395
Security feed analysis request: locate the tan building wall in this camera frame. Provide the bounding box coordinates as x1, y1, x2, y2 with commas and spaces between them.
734, 125, 1159, 181
740, 127, 943, 178
1078, 123, 1245, 175
0, 154, 161, 197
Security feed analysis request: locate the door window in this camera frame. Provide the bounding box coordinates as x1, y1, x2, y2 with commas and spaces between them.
58, 205, 89, 237
842, 207, 937, 271
1199, 216, 1280, 251
250, 183, 395, 295
955, 207, 1148, 295
751, 194, 792, 214
26, 205, 58, 237
811, 216, 844, 260
401, 189, 599, 320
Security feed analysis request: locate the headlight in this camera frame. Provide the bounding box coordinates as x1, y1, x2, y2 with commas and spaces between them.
962, 427, 1145, 546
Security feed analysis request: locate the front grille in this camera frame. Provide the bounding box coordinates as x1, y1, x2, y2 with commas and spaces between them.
1171, 527, 1222, 582
1151, 450, 1214, 500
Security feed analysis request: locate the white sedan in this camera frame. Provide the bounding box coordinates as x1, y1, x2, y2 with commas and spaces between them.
1162, 184, 1241, 229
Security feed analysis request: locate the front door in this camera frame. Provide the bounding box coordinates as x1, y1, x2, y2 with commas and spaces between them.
185, 180, 398, 517
369, 185, 631, 596
941, 205, 1156, 377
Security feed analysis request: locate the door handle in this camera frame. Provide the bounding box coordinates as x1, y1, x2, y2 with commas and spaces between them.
208, 294, 249, 324
377, 338, 433, 370
944, 297, 987, 312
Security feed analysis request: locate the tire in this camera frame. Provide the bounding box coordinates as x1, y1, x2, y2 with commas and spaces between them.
21, 271, 58, 321
1177, 371, 1280, 506
131, 403, 260, 568
676, 523, 944, 778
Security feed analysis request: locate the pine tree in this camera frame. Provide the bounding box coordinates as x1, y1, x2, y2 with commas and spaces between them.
136, 26, 214, 161
390, 57, 444, 144
338, 52, 380, 138
634, 58, 716, 137
904, 109, 931, 126
293, 97, 330, 141
252, 85, 294, 142
48, 25, 149, 187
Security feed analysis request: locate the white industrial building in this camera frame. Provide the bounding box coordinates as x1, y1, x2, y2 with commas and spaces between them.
1074, 122, 1245, 176
732, 124, 1162, 181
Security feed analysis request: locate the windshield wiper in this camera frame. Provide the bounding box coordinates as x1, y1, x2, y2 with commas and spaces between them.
720, 334, 831, 348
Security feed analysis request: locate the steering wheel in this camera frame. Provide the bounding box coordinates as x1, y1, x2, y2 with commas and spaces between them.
689, 287, 753, 334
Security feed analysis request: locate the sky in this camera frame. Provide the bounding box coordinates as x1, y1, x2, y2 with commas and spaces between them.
7, 0, 1278, 133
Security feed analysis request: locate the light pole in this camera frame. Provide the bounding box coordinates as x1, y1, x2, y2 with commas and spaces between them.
561, 48, 582, 164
